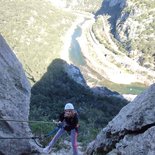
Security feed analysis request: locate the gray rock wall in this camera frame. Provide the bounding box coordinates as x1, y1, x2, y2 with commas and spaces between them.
86, 84, 155, 155
0, 35, 38, 155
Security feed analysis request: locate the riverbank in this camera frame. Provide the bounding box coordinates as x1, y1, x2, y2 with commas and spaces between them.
60, 16, 84, 64
59, 10, 154, 95
76, 18, 155, 86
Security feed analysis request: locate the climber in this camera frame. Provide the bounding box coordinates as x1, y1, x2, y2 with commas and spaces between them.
43, 103, 79, 155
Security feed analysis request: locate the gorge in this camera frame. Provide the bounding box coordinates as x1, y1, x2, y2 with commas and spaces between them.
0, 0, 155, 154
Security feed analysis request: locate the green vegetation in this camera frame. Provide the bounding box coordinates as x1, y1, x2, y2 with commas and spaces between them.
29, 59, 128, 148
0, 0, 150, 151
29, 121, 71, 149
92, 0, 155, 71
123, 6, 132, 14
92, 15, 127, 56
64, 0, 102, 13
129, 37, 155, 69
0, 0, 76, 84
92, 16, 114, 51
120, 1, 155, 69
129, 0, 155, 9
83, 67, 146, 95
0, 1, 126, 149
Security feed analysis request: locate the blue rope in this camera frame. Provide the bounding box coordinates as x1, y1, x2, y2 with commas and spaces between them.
45, 127, 59, 137
44, 123, 63, 138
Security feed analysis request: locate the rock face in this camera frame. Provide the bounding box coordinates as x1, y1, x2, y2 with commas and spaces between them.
86, 83, 155, 155
91, 86, 120, 97
115, 0, 155, 69
96, 0, 155, 71
63, 62, 88, 87
0, 35, 38, 155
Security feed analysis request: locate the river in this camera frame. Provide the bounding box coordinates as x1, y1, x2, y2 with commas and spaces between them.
69, 25, 85, 66
68, 19, 147, 95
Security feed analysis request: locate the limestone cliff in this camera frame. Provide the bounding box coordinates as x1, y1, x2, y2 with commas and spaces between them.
78, 0, 155, 87
107, 0, 155, 69
0, 35, 38, 155
86, 83, 155, 155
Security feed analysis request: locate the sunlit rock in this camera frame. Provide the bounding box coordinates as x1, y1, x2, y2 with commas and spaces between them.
86, 84, 155, 155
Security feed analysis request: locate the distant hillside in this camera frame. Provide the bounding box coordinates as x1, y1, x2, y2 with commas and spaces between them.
116, 0, 155, 69
0, 0, 76, 84
48, 0, 102, 13
1, 0, 154, 91
74, 0, 155, 92
95, 0, 155, 70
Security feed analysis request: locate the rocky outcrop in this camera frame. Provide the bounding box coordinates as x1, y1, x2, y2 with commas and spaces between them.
96, 0, 126, 34
115, 0, 155, 69
86, 83, 155, 155
63, 62, 88, 87
116, 0, 154, 42
95, 0, 155, 73
0, 35, 39, 155
91, 86, 120, 97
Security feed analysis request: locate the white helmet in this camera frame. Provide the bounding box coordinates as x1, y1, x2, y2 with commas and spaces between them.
64, 103, 74, 110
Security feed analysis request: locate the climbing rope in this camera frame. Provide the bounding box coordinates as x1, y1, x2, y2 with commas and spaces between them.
0, 118, 60, 147
0, 118, 53, 124
0, 137, 39, 139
